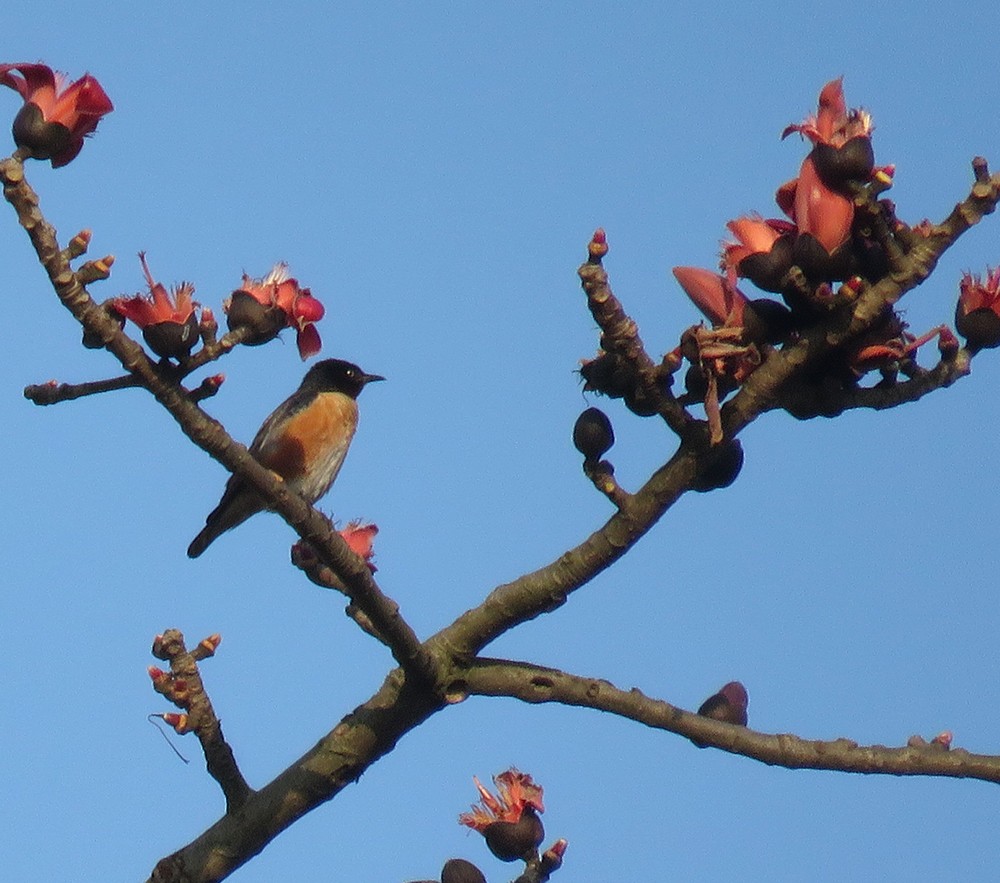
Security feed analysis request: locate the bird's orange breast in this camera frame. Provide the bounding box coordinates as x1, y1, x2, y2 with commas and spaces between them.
259, 392, 358, 490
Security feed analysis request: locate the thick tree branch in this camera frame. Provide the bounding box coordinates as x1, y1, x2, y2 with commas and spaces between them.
462, 659, 1000, 783
781, 350, 972, 419
149, 670, 444, 883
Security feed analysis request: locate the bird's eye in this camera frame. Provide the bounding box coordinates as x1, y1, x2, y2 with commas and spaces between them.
345, 368, 356, 378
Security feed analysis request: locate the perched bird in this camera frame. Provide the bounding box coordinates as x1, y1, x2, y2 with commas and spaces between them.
187, 358, 384, 558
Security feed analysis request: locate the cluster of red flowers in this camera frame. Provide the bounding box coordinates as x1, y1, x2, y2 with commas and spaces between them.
0, 62, 328, 362
668, 78, 974, 409
108, 254, 326, 361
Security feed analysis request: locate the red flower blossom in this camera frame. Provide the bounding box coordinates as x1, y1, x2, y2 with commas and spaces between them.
776, 156, 854, 256
0, 63, 113, 167
955, 267, 1000, 350
776, 79, 879, 266
782, 77, 872, 148
225, 263, 325, 359
113, 253, 199, 360
460, 769, 546, 863
721, 216, 796, 291
459, 768, 544, 832
672, 266, 747, 328
339, 521, 378, 573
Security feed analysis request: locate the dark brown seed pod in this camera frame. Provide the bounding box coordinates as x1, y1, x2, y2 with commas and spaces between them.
225, 290, 286, 345
737, 233, 795, 293
691, 439, 744, 492
11, 101, 71, 162
955, 304, 1000, 351
743, 298, 795, 345
623, 385, 660, 417
141, 314, 200, 360
810, 136, 875, 191
441, 858, 487, 883
483, 807, 544, 862
573, 407, 615, 460
791, 233, 856, 284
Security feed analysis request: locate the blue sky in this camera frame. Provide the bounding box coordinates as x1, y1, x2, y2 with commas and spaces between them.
4, 3, 1000, 880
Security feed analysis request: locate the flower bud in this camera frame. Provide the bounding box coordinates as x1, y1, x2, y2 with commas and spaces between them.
572, 407, 615, 461
441, 858, 486, 883
691, 439, 744, 492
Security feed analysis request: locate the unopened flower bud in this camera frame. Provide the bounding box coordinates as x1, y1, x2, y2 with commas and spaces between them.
67, 229, 92, 259
540, 839, 568, 873
588, 227, 608, 262
441, 858, 486, 883
691, 439, 744, 493
692, 681, 748, 748
199, 633, 222, 656
572, 407, 614, 461
162, 712, 190, 734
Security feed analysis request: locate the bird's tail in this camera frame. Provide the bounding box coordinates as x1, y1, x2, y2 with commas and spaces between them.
187, 485, 262, 558
187, 524, 219, 559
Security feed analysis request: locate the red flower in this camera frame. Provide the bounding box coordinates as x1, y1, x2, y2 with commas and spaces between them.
113, 253, 199, 360
672, 266, 747, 328
339, 521, 378, 573
721, 216, 795, 291
0, 63, 113, 167
955, 267, 1000, 350
782, 77, 872, 149
225, 263, 325, 359
776, 156, 854, 256
776, 79, 879, 268
460, 769, 546, 863
459, 768, 544, 831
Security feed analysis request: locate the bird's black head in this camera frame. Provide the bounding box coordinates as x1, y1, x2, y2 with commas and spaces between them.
301, 358, 385, 399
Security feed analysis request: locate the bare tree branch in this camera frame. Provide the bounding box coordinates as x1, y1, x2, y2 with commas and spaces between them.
461, 658, 1000, 783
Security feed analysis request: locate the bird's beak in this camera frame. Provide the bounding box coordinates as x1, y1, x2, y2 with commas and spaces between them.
362, 373, 386, 385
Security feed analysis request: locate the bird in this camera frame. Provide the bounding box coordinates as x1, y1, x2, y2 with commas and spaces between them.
187, 358, 384, 558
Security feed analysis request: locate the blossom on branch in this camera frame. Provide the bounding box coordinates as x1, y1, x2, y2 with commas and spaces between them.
113, 253, 199, 360
0, 63, 113, 167
673, 266, 748, 329
339, 521, 378, 573
459, 768, 545, 862
955, 267, 1000, 351
224, 263, 325, 359
721, 215, 795, 293
776, 78, 879, 276
692, 681, 748, 748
